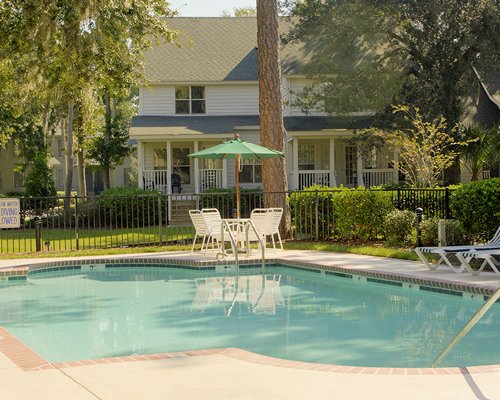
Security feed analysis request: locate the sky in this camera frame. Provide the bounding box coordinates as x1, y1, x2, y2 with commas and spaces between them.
168, 0, 256, 17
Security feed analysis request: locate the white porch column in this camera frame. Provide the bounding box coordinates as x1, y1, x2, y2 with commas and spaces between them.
329, 138, 336, 187
194, 140, 200, 193
292, 138, 299, 190
393, 148, 399, 184
222, 159, 228, 188
137, 141, 144, 189
356, 149, 364, 187
166, 140, 172, 194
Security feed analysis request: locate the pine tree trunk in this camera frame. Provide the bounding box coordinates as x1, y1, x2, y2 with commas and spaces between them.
257, 0, 291, 239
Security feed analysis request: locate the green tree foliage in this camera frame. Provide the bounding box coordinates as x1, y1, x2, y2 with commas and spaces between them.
23, 152, 57, 198
0, 0, 179, 195
222, 7, 257, 17
353, 106, 467, 188
87, 96, 134, 189
284, 0, 500, 124
459, 124, 499, 181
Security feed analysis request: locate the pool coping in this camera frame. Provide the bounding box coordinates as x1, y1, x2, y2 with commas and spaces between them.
2, 252, 500, 375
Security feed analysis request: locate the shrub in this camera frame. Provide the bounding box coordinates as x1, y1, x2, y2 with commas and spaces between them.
96, 187, 166, 227
332, 188, 395, 240
420, 218, 468, 246
288, 186, 336, 240
450, 178, 500, 242
383, 210, 415, 246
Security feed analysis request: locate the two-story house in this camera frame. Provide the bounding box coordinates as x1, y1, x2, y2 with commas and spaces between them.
129, 17, 400, 195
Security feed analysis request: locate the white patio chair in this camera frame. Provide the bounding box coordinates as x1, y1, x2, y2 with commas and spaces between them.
189, 210, 209, 254
201, 208, 234, 253
268, 208, 284, 251
245, 208, 274, 252
414, 226, 500, 273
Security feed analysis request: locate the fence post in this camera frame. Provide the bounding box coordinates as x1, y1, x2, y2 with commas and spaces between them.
445, 187, 450, 219
74, 195, 79, 251
315, 189, 319, 241
34, 216, 41, 252
158, 194, 163, 246
415, 207, 423, 247
397, 187, 401, 210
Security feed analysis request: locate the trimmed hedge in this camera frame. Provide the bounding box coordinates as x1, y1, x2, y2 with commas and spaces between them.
333, 188, 395, 240
288, 186, 336, 240
450, 178, 500, 242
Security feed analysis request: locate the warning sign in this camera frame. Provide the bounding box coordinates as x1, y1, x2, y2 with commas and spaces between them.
0, 198, 20, 228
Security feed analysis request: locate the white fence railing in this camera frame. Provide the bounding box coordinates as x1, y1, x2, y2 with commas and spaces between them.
298, 170, 331, 189
362, 169, 396, 187
142, 170, 169, 193
199, 169, 223, 191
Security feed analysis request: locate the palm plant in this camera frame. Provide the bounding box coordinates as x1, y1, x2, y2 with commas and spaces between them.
459, 124, 498, 181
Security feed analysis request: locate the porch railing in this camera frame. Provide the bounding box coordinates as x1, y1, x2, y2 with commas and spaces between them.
362, 169, 396, 187
142, 170, 169, 193
298, 170, 330, 189
199, 169, 223, 191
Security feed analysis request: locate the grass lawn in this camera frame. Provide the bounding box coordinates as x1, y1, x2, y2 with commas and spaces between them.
0, 234, 427, 262
0, 225, 194, 254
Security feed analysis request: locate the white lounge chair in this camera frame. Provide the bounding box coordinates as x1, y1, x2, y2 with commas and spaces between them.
455, 249, 500, 276
415, 226, 500, 273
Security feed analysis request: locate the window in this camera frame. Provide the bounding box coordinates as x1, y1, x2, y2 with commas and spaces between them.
13, 172, 24, 189
298, 144, 315, 170
153, 149, 167, 169
240, 159, 262, 183
175, 86, 206, 114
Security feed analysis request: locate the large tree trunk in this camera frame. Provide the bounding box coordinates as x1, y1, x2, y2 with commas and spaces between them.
257, 0, 291, 239
76, 135, 87, 197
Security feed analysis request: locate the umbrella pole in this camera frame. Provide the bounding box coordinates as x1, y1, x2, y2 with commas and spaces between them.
235, 153, 240, 219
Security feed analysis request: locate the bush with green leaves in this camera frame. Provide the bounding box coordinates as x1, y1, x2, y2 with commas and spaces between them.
23, 152, 57, 212
420, 218, 468, 246
450, 178, 500, 242
288, 186, 337, 240
333, 188, 395, 240
96, 187, 166, 228
383, 209, 415, 246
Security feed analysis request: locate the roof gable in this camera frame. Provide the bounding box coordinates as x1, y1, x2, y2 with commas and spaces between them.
145, 17, 305, 82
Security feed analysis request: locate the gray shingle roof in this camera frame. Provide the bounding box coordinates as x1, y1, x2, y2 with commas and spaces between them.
145, 17, 305, 82
130, 115, 373, 137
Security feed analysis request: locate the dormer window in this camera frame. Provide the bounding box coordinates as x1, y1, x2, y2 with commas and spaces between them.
175, 86, 206, 114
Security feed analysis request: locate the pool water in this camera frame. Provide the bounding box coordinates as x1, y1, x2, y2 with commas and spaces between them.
0, 265, 499, 368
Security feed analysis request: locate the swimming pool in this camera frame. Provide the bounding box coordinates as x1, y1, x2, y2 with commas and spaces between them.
0, 263, 498, 368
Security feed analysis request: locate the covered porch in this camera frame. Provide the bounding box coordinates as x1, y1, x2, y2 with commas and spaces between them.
287, 136, 399, 190
137, 139, 229, 194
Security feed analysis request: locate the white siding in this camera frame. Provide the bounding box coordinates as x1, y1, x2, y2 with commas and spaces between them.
288, 78, 327, 116
206, 85, 259, 115
141, 86, 175, 116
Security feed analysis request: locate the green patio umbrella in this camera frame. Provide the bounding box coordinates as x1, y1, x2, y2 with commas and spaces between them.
188, 134, 284, 219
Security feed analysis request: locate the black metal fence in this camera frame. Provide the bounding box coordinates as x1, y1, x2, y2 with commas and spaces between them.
0, 188, 453, 254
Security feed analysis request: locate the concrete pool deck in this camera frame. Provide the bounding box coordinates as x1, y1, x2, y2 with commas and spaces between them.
2, 250, 500, 399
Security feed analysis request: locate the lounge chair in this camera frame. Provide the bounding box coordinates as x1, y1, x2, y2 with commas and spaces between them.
415, 226, 500, 273
455, 249, 500, 276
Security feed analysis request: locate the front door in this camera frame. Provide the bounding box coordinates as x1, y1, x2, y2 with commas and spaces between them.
345, 145, 357, 187
172, 147, 191, 184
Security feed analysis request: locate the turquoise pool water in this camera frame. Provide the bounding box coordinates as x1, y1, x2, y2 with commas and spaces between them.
0, 264, 499, 368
